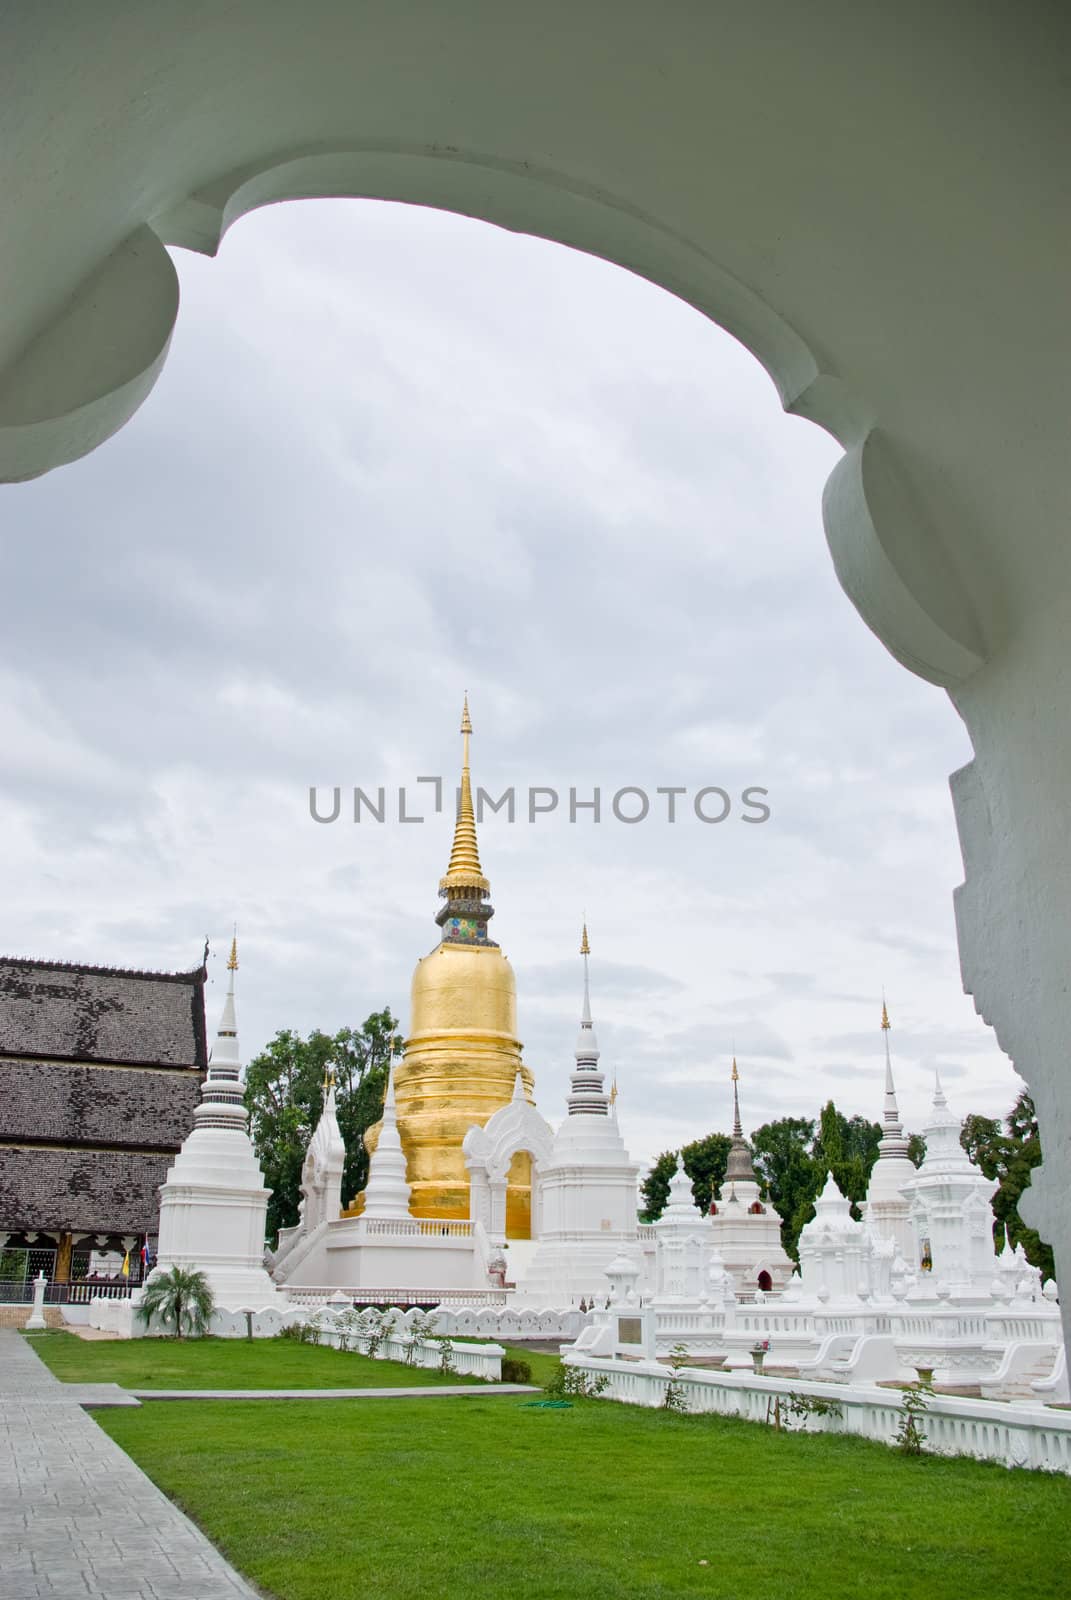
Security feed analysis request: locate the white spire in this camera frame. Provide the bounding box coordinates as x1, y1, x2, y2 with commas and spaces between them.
568, 923, 610, 1115
933, 1062, 948, 1111
361, 1059, 412, 1220
307, 1069, 345, 1171
194, 933, 248, 1134
876, 1000, 910, 1158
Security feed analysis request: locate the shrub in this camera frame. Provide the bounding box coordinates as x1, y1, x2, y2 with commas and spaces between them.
895, 1377, 933, 1455
663, 1343, 690, 1413
501, 1357, 532, 1384
544, 1360, 609, 1399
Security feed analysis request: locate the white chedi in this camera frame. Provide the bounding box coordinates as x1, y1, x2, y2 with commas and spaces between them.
900, 1067, 1000, 1295
152, 939, 285, 1310
707, 1059, 794, 1296
860, 1004, 917, 1264
362, 1062, 413, 1221
514, 929, 643, 1302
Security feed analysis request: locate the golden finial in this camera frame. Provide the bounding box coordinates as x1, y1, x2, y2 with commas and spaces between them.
881, 998, 891, 1031
440, 695, 490, 895
731, 1055, 739, 1081
227, 932, 238, 971
580, 922, 590, 957
610, 1076, 618, 1106
323, 1064, 336, 1092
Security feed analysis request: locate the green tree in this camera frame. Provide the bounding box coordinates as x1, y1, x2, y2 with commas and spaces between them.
960, 1092, 1055, 1280
245, 1010, 401, 1242
638, 1133, 733, 1221
750, 1117, 821, 1261
813, 1101, 882, 1218
639, 1150, 678, 1222
907, 1132, 927, 1167
683, 1132, 733, 1214
138, 1266, 214, 1338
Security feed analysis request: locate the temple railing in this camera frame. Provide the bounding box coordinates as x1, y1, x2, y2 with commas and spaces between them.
354, 1218, 474, 1239
0, 1280, 136, 1304
283, 1285, 508, 1308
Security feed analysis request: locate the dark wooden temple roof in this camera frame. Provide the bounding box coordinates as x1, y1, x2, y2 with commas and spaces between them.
0, 956, 208, 1069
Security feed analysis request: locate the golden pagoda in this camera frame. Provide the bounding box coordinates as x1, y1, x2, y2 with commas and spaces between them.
355, 698, 535, 1233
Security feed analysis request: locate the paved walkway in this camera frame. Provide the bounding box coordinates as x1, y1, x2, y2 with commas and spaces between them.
130, 1383, 535, 1401
0, 1330, 261, 1600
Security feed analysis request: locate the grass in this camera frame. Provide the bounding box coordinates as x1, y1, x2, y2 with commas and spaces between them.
91, 1388, 1069, 1600
22, 1329, 485, 1389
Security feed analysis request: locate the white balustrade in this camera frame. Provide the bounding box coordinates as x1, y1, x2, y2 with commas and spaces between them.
561, 1354, 1071, 1474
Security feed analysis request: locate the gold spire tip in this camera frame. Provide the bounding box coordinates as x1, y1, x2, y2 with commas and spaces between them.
227, 934, 238, 971
440, 696, 489, 895
580, 922, 590, 956
731, 1056, 739, 1081
881, 1000, 891, 1030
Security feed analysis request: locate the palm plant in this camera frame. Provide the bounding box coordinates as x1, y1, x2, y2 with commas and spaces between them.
137, 1265, 215, 1338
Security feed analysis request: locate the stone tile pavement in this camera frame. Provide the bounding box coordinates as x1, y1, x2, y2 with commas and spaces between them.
0, 1330, 262, 1600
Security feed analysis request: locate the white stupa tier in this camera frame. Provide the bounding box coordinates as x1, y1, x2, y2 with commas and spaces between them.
153, 937, 286, 1309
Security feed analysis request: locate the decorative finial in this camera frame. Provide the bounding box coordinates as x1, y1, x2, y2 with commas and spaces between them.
610, 1076, 618, 1106
323, 1063, 336, 1093
580, 922, 590, 957
227, 931, 238, 972
731, 1057, 743, 1140
881, 995, 890, 1030
439, 695, 490, 897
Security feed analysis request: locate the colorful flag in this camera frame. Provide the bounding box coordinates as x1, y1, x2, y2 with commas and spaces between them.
121, 1250, 130, 1278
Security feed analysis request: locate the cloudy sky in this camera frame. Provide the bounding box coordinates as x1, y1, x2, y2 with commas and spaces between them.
3, 199, 1021, 1170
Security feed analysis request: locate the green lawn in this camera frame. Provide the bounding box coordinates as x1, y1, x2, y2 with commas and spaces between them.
23, 1329, 486, 1388
94, 1391, 1069, 1600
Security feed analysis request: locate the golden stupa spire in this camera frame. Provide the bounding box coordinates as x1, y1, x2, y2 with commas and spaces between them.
580, 922, 590, 956
439, 693, 490, 896
227, 931, 238, 971
881, 996, 891, 1030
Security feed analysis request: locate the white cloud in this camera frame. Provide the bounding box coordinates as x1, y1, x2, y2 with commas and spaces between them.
0, 198, 1018, 1172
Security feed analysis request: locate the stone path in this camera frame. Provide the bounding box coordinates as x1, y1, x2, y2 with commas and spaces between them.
130, 1384, 535, 1401
0, 1329, 261, 1600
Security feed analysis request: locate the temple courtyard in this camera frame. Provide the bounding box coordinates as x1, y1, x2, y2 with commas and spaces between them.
9, 1332, 1069, 1600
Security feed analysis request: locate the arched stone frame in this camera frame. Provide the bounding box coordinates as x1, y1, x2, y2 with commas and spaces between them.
463, 1096, 555, 1242
4, 9, 1070, 1352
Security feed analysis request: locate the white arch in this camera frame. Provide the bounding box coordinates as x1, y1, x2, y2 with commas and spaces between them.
4, 6, 1070, 1352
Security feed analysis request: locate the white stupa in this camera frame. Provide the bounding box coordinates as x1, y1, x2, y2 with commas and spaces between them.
900, 1066, 1000, 1294
361, 1061, 413, 1220
861, 1001, 917, 1262
707, 1059, 794, 1296
152, 936, 285, 1308
517, 925, 642, 1301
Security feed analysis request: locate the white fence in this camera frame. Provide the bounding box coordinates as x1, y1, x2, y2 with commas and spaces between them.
563, 1354, 1071, 1475
304, 1306, 504, 1380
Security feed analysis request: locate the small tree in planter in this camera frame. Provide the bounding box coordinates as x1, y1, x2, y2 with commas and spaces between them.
406, 1311, 438, 1366
361, 1308, 395, 1360
137, 1267, 214, 1339
433, 1333, 456, 1375
663, 1343, 690, 1413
